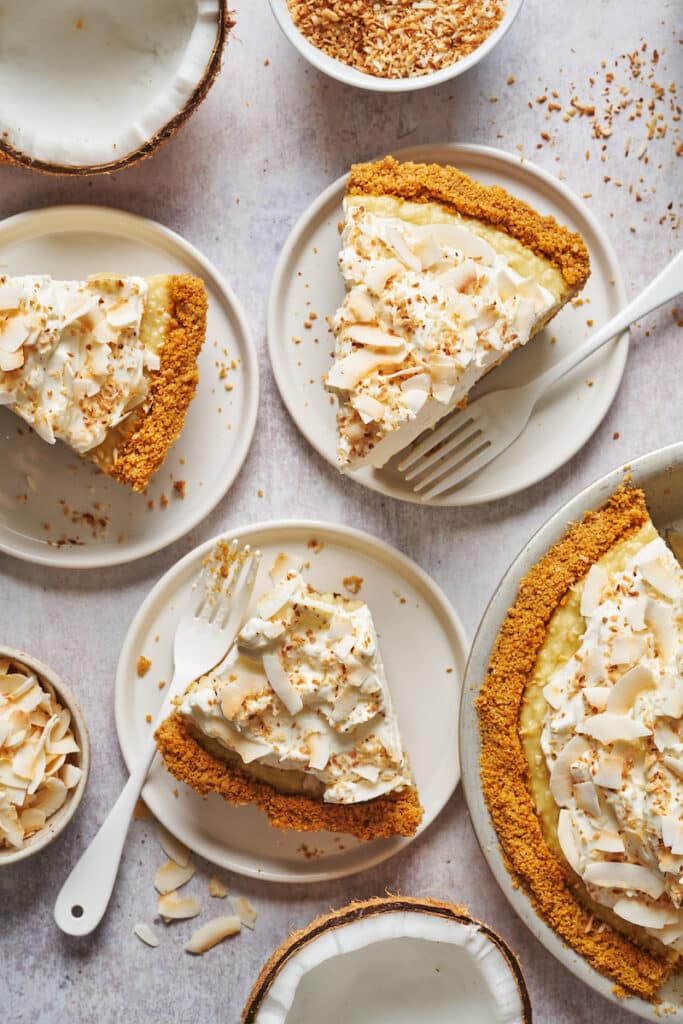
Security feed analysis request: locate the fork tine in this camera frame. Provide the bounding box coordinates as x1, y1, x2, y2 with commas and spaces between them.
419, 440, 498, 500
217, 548, 262, 630
412, 428, 487, 490
397, 407, 473, 472
404, 421, 485, 483
207, 543, 251, 624
194, 539, 239, 619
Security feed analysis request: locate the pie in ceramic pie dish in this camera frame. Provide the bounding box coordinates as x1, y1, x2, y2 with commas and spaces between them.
325, 156, 591, 470
0, 273, 207, 491
477, 486, 683, 1001
155, 554, 423, 841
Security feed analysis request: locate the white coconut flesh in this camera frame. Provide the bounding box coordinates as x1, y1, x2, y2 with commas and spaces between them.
0, 0, 223, 169
252, 912, 528, 1024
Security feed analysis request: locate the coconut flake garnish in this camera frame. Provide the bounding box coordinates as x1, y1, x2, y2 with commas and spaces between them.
156, 822, 191, 868
661, 816, 683, 856
185, 916, 241, 954
577, 713, 650, 744
154, 859, 195, 895
580, 564, 608, 616
593, 752, 625, 789
557, 809, 583, 875
549, 735, 591, 808
583, 862, 665, 899
606, 665, 656, 714
229, 896, 257, 930
158, 892, 201, 922
134, 923, 160, 948
612, 899, 679, 930
262, 653, 303, 716
644, 598, 676, 662
209, 876, 228, 899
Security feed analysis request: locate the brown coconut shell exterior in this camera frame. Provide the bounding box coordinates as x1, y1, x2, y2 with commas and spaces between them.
0, 4, 234, 176
242, 895, 532, 1023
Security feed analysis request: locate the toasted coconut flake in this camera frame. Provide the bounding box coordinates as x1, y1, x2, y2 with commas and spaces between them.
209, 876, 228, 899
557, 809, 583, 875
549, 735, 591, 808
583, 861, 665, 899
156, 822, 191, 867
577, 712, 650, 744
661, 816, 683, 856
612, 899, 679, 929
229, 895, 257, 930
262, 653, 303, 715
134, 923, 160, 948
158, 891, 201, 922
61, 763, 82, 789
154, 859, 195, 894
606, 665, 656, 714
580, 564, 608, 615
185, 915, 241, 954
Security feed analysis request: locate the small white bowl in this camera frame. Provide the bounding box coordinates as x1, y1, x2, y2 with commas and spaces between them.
0, 647, 90, 867
268, 0, 524, 93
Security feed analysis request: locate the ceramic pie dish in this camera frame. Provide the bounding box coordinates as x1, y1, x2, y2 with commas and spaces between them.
0, 0, 232, 174
461, 440, 683, 1022
0, 646, 90, 867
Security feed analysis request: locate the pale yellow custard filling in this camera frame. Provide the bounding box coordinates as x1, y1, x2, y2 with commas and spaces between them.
346, 195, 568, 303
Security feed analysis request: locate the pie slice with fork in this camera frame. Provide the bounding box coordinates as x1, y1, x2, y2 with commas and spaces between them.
0, 272, 207, 491
326, 156, 591, 470
155, 552, 423, 841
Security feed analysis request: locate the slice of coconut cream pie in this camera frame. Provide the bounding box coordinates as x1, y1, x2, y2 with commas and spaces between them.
155, 554, 423, 841
326, 157, 591, 470
0, 273, 207, 491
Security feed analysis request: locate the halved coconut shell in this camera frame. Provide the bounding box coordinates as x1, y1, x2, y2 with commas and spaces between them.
0, 1, 233, 175
242, 896, 532, 1023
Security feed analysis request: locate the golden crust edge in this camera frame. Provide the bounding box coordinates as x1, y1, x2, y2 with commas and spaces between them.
476, 485, 678, 1002
100, 274, 208, 492
347, 156, 591, 292
154, 712, 424, 842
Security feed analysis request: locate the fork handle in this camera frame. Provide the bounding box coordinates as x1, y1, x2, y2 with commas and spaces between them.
527, 247, 683, 401
54, 668, 191, 937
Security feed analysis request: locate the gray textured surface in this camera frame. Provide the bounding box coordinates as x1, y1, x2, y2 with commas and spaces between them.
1, 1, 681, 1022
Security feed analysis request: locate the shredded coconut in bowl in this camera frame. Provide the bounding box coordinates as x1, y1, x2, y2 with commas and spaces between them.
0, 657, 82, 849
285, 0, 506, 80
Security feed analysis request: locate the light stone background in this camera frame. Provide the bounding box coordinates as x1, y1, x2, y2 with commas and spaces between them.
1, 2, 681, 1021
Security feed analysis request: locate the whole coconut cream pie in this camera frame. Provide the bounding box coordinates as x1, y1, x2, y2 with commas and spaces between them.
478, 487, 683, 1001
155, 553, 423, 840
326, 157, 590, 470
0, 272, 207, 491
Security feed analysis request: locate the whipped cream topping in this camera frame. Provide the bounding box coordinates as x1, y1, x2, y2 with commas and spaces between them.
327, 198, 556, 467
0, 274, 157, 453
179, 558, 411, 804
542, 535, 683, 947
0, 658, 82, 849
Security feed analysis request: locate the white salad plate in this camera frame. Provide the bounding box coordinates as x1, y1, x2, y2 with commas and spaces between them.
460, 441, 683, 1021
268, 0, 524, 94
268, 143, 628, 506
115, 519, 468, 883
0, 205, 258, 568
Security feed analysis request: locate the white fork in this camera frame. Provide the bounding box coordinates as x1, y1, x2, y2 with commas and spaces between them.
399, 248, 683, 500
54, 539, 261, 937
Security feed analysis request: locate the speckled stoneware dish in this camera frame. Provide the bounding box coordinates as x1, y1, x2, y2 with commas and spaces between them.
268, 0, 524, 93
460, 440, 683, 1022
0, 647, 90, 867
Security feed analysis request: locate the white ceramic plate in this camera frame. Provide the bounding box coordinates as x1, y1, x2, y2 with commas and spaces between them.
268, 0, 524, 93
0, 206, 258, 568
460, 441, 683, 1021
268, 143, 628, 506
115, 520, 468, 883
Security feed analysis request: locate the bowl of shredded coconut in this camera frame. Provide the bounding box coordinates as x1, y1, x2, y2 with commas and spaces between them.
269, 0, 524, 91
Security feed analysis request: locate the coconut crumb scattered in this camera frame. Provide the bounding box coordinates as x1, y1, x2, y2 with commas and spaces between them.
173, 480, 186, 500
342, 575, 363, 595
133, 798, 153, 821
209, 876, 229, 899
136, 656, 152, 678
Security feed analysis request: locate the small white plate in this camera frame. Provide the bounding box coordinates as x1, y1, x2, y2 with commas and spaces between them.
268, 143, 628, 506
0, 206, 258, 568
268, 0, 524, 94
115, 520, 468, 883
